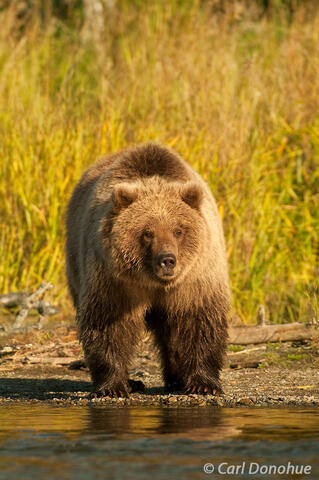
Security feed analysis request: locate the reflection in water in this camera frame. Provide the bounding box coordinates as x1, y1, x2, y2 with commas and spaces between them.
0, 406, 318, 480
88, 406, 239, 441
1, 405, 318, 441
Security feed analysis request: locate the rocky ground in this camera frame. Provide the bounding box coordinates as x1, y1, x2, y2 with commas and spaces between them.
0, 325, 318, 407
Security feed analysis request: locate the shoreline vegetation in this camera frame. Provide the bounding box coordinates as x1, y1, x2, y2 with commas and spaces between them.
0, 1, 318, 324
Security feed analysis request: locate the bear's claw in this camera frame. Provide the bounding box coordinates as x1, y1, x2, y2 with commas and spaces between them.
184, 384, 223, 395
91, 385, 129, 399
91, 379, 145, 399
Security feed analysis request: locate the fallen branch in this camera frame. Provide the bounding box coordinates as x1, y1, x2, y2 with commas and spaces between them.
229, 345, 267, 355
13, 282, 54, 329
0, 292, 29, 308
22, 356, 77, 365
0, 289, 59, 320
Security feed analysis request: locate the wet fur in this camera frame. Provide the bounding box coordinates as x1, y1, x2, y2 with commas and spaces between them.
66, 143, 230, 396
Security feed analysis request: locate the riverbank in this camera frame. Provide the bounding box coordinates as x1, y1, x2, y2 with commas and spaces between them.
0, 326, 318, 407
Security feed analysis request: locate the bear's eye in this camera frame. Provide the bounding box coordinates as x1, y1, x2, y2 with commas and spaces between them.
143, 231, 154, 240
174, 228, 183, 238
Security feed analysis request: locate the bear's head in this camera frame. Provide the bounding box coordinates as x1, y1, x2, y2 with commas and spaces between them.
106, 177, 206, 288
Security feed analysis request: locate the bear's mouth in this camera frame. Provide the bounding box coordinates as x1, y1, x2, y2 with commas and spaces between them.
155, 271, 176, 283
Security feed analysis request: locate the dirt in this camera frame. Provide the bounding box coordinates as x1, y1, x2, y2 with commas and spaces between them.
0, 325, 318, 407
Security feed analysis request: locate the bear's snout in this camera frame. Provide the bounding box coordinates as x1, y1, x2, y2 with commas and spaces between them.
155, 253, 176, 277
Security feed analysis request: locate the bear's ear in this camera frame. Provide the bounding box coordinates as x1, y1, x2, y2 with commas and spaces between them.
112, 184, 138, 212
180, 183, 203, 210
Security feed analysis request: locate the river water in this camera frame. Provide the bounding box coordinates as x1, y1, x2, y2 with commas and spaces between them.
0, 406, 318, 479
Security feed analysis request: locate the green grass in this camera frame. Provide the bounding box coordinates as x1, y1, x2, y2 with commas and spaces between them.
0, 2, 318, 323
228, 345, 245, 353
287, 353, 307, 361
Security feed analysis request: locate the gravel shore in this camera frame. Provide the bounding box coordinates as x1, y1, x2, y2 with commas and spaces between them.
0, 326, 318, 407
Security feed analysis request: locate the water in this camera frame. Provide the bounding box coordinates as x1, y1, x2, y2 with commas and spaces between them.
0, 406, 318, 479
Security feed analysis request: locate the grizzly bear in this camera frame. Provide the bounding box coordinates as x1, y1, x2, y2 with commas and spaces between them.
66, 143, 230, 397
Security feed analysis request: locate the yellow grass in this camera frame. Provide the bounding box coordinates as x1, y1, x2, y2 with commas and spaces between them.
0, 2, 318, 323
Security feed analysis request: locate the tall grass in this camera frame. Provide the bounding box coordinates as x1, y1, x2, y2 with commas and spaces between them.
0, 2, 318, 323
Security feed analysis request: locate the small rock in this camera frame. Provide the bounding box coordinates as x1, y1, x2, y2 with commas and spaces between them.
237, 397, 253, 406
168, 396, 178, 403
0, 346, 15, 354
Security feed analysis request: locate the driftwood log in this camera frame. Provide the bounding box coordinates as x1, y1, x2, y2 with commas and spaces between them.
228, 304, 318, 344
0, 282, 60, 315
229, 322, 317, 345
0, 288, 59, 318
0, 283, 60, 335
0, 292, 29, 308
13, 282, 54, 329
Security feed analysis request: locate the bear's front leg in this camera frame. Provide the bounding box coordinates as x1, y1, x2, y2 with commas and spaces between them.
182, 308, 228, 395
77, 292, 145, 398
83, 331, 131, 398
153, 305, 228, 395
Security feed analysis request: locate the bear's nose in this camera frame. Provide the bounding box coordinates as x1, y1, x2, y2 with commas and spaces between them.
157, 253, 176, 269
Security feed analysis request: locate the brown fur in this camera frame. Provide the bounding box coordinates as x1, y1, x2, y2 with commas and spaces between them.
66, 143, 230, 396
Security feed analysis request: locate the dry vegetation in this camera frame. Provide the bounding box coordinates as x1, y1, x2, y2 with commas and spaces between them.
0, 1, 318, 324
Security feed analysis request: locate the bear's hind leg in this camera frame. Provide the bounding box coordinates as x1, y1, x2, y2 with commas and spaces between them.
146, 308, 184, 393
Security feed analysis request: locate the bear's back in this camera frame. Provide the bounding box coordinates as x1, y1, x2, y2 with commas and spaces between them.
73, 144, 193, 200
110, 143, 191, 183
